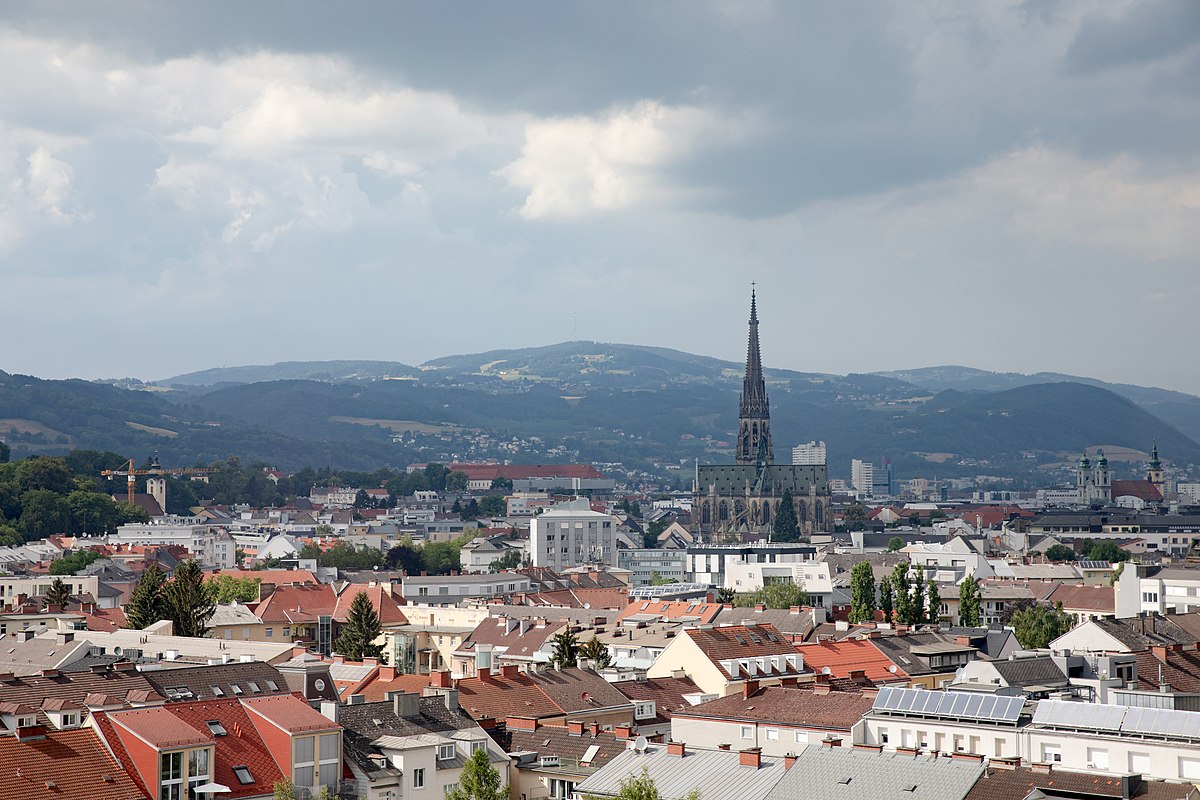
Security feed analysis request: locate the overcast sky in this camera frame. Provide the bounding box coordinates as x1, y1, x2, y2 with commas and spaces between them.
1, 1, 1197, 391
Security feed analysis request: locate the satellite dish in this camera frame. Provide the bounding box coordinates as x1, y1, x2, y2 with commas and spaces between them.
634, 736, 648, 753
821, 667, 831, 675
888, 665, 898, 673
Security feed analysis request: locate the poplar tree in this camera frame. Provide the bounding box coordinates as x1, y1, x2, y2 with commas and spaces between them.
879, 576, 894, 622
891, 563, 913, 625
849, 561, 877, 623
910, 564, 926, 626
958, 575, 982, 627
926, 576, 940, 624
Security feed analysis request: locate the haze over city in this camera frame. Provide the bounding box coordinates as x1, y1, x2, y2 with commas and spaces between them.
1, 2, 1198, 392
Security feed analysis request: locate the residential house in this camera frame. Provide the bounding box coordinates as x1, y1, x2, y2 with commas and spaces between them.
0, 728, 149, 800
796, 637, 908, 685
453, 616, 564, 676
646, 623, 807, 697
574, 740, 790, 800
611, 675, 707, 738
949, 654, 1072, 698
1049, 615, 1198, 654
399, 572, 533, 605
503, 718, 629, 800
452, 665, 634, 728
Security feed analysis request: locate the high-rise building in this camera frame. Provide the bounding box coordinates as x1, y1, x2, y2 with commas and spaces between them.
792, 441, 826, 465
851, 459, 874, 495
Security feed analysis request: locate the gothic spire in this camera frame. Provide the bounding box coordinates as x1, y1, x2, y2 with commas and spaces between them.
736, 285, 772, 465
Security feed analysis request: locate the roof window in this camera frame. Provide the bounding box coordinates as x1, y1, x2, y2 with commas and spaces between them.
206, 720, 227, 737
233, 766, 254, 785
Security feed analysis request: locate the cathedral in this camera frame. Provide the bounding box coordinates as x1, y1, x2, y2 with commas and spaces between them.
691, 290, 833, 541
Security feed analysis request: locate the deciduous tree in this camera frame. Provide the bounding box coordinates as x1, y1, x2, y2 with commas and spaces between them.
958, 575, 982, 627
1010, 602, 1074, 649
447, 746, 507, 800
849, 560, 877, 623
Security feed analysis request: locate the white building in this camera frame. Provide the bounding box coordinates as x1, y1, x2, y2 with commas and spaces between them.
529, 500, 617, 569
903, 536, 994, 583
725, 559, 834, 605
792, 441, 826, 466
685, 542, 816, 587
851, 459, 874, 496
617, 548, 687, 587
110, 519, 236, 568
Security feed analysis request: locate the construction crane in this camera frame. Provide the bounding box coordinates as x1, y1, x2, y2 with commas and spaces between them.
101, 455, 214, 505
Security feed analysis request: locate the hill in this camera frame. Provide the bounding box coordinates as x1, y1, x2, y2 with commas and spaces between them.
160, 360, 420, 386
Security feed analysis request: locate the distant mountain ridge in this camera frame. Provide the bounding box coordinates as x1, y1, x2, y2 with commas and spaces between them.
162, 360, 420, 386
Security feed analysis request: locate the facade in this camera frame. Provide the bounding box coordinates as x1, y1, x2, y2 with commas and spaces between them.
686, 542, 815, 587
110, 520, 235, 569
530, 501, 618, 570
399, 572, 533, 605
791, 441, 826, 466
646, 623, 807, 697
851, 459, 874, 496
617, 548, 687, 587
692, 291, 833, 540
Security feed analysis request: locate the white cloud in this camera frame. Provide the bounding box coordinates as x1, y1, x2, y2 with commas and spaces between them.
500, 100, 755, 219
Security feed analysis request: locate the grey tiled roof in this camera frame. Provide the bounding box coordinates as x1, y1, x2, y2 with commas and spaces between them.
142, 661, 291, 701
576, 743, 789, 800
338, 696, 479, 773
991, 656, 1069, 687
765, 746, 984, 800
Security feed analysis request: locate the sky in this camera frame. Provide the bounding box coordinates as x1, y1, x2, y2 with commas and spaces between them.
1, 1, 1198, 391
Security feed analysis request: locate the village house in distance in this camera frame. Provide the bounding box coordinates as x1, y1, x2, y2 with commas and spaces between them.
692, 289, 833, 541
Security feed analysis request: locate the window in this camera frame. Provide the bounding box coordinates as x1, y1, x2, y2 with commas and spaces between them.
413, 768, 425, 789
283, 627, 290, 638
765, 729, 779, 741
795, 731, 807, 744
247, 682, 261, 693
470, 740, 486, 755
188, 749, 211, 798
438, 743, 456, 760
1042, 744, 1062, 763
265, 628, 273, 638
233, 766, 254, 785
61, 713, 77, 727
419, 587, 429, 596
210, 686, 224, 697
318, 733, 339, 790
879, 729, 889, 744
231, 684, 243, 695
549, 778, 576, 799
443, 784, 459, 797
266, 680, 279, 691
294, 736, 315, 789
205, 720, 227, 737
160, 751, 183, 800
741, 726, 753, 739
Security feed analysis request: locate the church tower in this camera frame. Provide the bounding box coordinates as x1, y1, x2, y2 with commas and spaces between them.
1148, 441, 1165, 496
736, 288, 773, 466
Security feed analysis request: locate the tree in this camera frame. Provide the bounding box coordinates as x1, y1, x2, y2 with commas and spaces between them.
911, 564, 926, 626
772, 489, 799, 541
843, 503, 867, 532
715, 587, 735, 605
925, 576, 940, 624
848, 560, 877, 623
578, 636, 612, 669
551, 630, 580, 668
127, 562, 168, 629
46, 577, 71, 608
447, 746, 507, 800
206, 574, 262, 604
273, 779, 296, 800
460, 498, 481, 521
644, 519, 665, 549
887, 536, 906, 552
479, 495, 506, 516
734, 580, 807, 609
589, 768, 700, 800
335, 590, 384, 661
1010, 602, 1074, 649
489, 549, 524, 572
19, 489, 71, 540
958, 574, 982, 627
879, 576, 894, 622
1087, 540, 1131, 563
445, 471, 470, 493
49, 549, 101, 575
891, 563, 914, 625
166, 559, 216, 638
490, 476, 513, 492
1044, 544, 1076, 562
649, 571, 673, 586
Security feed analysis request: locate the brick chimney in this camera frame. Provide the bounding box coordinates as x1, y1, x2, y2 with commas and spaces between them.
990, 756, 1020, 770
477, 666, 491, 681
717, 743, 731, 751
742, 680, 760, 699
432, 670, 452, 688
506, 717, 538, 732
853, 744, 883, 753
614, 723, 633, 740
896, 746, 920, 757
667, 740, 686, 757
739, 748, 762, 768
501, 664, 520, 679
567, 720, 584, 736
821, 736, 842, 748
952, 752, 983, 763
848, 669, 866, 683
588, 721, 600, 737
784, 752, 798, 770
379, 665, 397, 681
814, 674, 831, 695
1032, 762, 1054, 774
1151, 645, 1169, 662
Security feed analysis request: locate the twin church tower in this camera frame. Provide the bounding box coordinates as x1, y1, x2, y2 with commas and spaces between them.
692, 288, 832, 540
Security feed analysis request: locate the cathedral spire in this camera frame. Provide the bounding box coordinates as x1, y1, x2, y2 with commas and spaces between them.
736, 285, 773, 465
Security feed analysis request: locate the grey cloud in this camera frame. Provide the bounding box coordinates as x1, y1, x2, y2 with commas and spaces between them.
1066, 1, 1200, 73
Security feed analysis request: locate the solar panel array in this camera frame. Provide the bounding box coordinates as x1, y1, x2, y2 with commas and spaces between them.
1033, 700, 1200, 741
872, 686, 1024, 725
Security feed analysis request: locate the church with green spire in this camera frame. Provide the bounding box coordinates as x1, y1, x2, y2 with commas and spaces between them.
691, 288, 832, 541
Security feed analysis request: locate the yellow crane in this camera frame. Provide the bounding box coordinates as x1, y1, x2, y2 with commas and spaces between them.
101, 455, 214, 505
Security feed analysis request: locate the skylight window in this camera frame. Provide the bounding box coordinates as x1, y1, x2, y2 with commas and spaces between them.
247, 682, 261, 693
265, 680, 279, 691
206, 720, 227, 737
211, 686, 224, 697
233, 766, 254, 785
231, 684, 243, 695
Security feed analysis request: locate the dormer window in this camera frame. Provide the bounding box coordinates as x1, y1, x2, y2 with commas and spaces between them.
18, 716, 35, 728
438, 743, 456, 760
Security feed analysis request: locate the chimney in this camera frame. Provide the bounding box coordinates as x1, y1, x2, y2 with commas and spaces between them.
501, 664, 519, 679
588, 721, 600, 737
614, 723, 633, 740
754, 604, 766, 612
784, 752, 798, 770
989, 756, 1020, 770
433, 670, 452, 688
666, 740, 686, 757
478, 666, 491, 681
717, 743, 731, 751
896, 746, 920, 757
258, 582, 276, 601
742, 680, 760, 699
380, 666, 397, 681
39, 669, 60, 679
821, 736, 842, 748
1032, 762, 1054, 774
780, 675, 799, 687
477, 715, 497, 731
739, 748, 762, 769
853, 744, 883, 753
392, 692, 421, 719
507, 717, 538, 731
848, 669, 866, 683
1151, 645, 1169, 662
951, 752, 984, 763
567, 720, 585, 736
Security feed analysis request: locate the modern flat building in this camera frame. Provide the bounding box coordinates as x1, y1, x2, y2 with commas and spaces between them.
791, 441, 827, 466
530, 500, 618, 570
851, 459, 874, 496
617, 548, 687, 587
686, 542, 815, 587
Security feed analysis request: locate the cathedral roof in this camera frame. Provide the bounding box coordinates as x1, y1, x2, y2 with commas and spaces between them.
696, 464, 828, 496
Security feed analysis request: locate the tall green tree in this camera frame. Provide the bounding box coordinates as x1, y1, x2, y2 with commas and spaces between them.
1010, 602, 1074, 649
166, 559, 216, 638
49, 549, 101, 575
891, 563, 913, 625
46, 577, 72, 608
849, 560, 877, 623
733, 581, 807, 609
1087, 541, 1131, 563
335, 591, 384, 661
447, 746, 507, 800
910, 564, 926, 626
127, 562, 169, 629
1044, 544, 1076, 562
205, 574, 262, 604
578, 636, 612, 670
958, 575, 982, 627
551, 630, 580, 668
772, 490, 799, 540
925, 576, 940, 624
879, 576, 894, 622
19, 489, 71, 539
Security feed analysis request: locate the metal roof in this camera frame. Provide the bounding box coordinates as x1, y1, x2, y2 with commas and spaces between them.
574, 743, 788, 800
765, 745, 985, 800
1033, 700, 1200, 741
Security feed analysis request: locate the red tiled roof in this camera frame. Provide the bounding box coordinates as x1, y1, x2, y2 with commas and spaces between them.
167, 698, 286, 798
351, 671, 433, 703
797, 638, 909, 683
1048, 584, 1115, 613
685, 624, 802, 678
612, 676, 703, 723
676, 685, 874, 731
241, 693, 340, 734
110, 706, 211, 749
1111, 480, 1164, 503
254, 584, 338, 624
456, 672, 564, 722
80, 606, 129, 632
333, 584, 408, 625
1134, 649, 1200, 694
618, 600, 723, 624
0, 728, 148, 800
